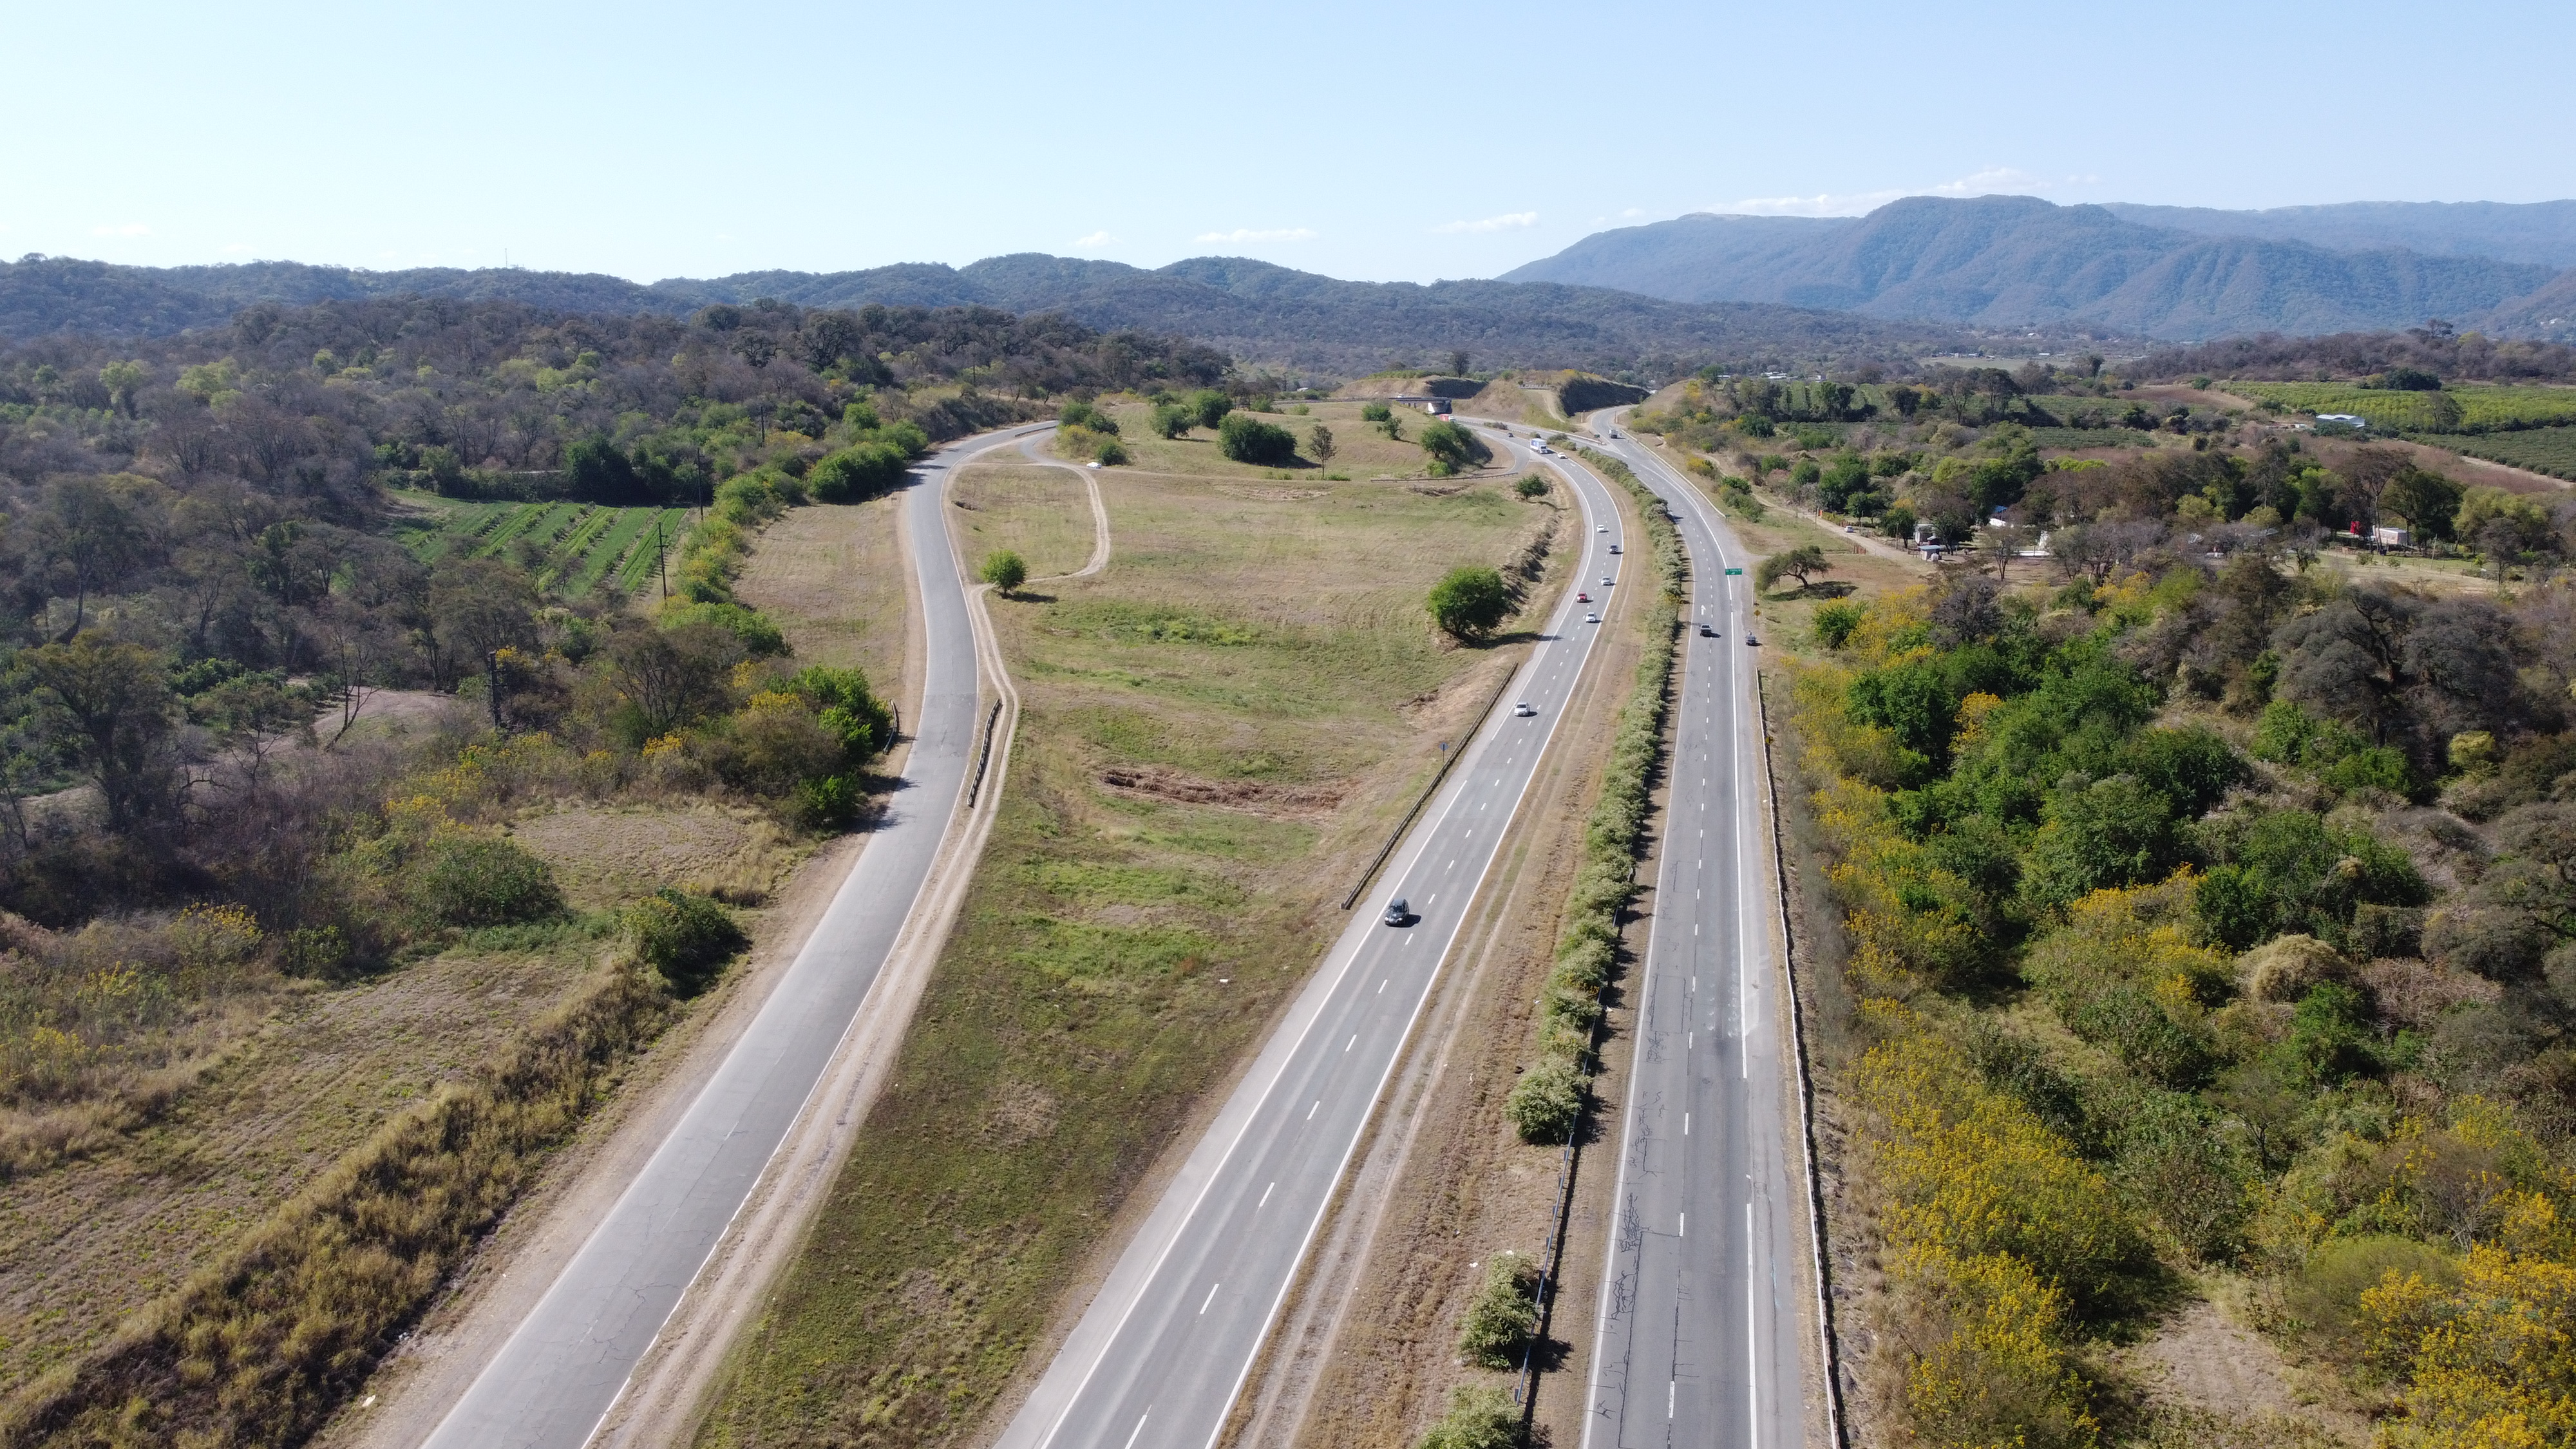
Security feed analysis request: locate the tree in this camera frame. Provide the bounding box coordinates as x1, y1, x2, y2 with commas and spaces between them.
98, 359, 148, 418
1448, 350, 1470, 377
1976, 523, 2039, 583
1190, 390, 1233, 430
1307, 424, 1335, 469
1427, 565, 1510, 642
1150, 402, 1193, 439
430, 558, 538, 727
33, 476, 149, 641
1218, 413, 1298, 465
1417, 419, 1490, 476
981, 549, 1028, 596
21, 634, 177, 832
1754, 545, 1830, 594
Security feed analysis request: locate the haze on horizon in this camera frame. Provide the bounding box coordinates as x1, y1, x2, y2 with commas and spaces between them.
7, 0, 2572, 287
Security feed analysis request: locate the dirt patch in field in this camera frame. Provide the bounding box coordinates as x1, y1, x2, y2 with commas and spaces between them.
1097, 765, 1345, 818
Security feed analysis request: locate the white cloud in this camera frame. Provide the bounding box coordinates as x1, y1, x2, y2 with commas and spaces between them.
1434, 211, 1539, 234
1711, 166, 2095, 218
1194, 227, 1318, 243
1074, 230, 1117, 248
91, 222, 150, 237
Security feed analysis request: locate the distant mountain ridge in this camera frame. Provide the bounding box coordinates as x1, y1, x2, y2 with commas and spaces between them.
1501, 196, 2576, 342
0, 252, 1973, 374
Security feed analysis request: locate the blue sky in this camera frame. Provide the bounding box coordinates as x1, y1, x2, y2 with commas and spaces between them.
8, 0, 2570, 285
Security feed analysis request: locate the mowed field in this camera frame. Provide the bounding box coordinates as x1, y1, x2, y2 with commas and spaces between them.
692, 445, 1570, 1444
388, 493, 693, 598
1061, 397, 1509, 482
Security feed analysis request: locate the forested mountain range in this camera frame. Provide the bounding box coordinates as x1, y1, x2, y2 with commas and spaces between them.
2102, 198, 2576, 268
1501, 196, 2576, 343
0, 252, 1980, 378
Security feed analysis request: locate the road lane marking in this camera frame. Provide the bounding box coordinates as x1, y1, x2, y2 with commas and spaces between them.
1346, 1035, 1358, 1053
1200, 1283, 1221, 1315
1378, 980, 1387, 993
1749, 1201, 1759, 1448
1258, 1182, 1274, 1208
1684, 1113, 1690, 1135
1122, 1410, 1150, 1449
1307, 1101, 1319, 1120
1679, 1212, 1685, 1236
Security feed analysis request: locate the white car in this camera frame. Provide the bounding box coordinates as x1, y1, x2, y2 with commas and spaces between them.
1513, 701, 1536, 717
1596, 524, 1607, 533
1585, 612, 1601, 624
1600, 576, 1613, 586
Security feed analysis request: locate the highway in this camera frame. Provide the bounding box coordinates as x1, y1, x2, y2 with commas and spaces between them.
1577, 417, 1810, 1449
992, 436, 1629, 1449
419, 422, 1047, 1449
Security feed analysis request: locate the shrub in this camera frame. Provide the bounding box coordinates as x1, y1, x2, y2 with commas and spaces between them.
1058, 400, 1119, 434
1506, 1056, 1584, 1143
1457, 1251, 1540, 1368
1191, 389, 1233, 429
1427, 566, 1511, 643
628, 888, 748, 997
1218, 413, 1298, 466
660, 601, 788, 658
1414, 1385, 1521, 1449
806, 440, 911, 503
981, 550, 1028, 595
1150, 402, 1193, 439
413, 835, 562, 927
1814, 600, 1866, 649
1094, 438, 1128, 466
1515, 475, 1547, 498
1360, 401, 1392, 423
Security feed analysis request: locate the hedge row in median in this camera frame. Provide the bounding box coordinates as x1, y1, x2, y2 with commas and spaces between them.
1501, 450, 1683, 1143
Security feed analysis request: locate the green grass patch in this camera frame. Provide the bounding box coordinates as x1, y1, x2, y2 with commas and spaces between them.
384, 497, 690, 599
2221, 380, 2576, 432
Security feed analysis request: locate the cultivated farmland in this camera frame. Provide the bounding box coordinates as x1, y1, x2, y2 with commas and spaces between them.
2220, 380, 2576, 433
389, 493, 693, 598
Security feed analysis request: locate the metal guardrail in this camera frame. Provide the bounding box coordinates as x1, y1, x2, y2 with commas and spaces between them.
966, 700, 1002, 807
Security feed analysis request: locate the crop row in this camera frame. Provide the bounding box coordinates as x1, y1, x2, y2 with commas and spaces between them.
400, 499, 688, 599
2221, 381, 2576, 433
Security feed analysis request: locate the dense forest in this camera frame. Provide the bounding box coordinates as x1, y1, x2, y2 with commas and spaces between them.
0, 293, 1223, 1152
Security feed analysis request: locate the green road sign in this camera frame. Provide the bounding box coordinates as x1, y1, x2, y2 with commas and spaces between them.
1724, 567, 1743, 575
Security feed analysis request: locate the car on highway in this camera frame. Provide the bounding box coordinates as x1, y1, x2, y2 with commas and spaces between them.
1586, 612, 1602, 623
1745, 633, 1760, 645
1513, 701, 1536, 717
1600, 576, 1613, 586
1383, 896, 1411, 926
1700, 623, 1717, 636
1596, 524, 1607, 532
1609, 543, 1621, 554
1576, 591, 1590, 602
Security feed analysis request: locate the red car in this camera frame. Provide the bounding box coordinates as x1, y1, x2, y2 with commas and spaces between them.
1577, 591, 1591, 602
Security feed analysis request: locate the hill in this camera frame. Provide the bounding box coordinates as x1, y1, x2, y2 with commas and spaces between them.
1500, 195, 2570, 341
2101, 198, 2576, 269
0, 252, 1976, 376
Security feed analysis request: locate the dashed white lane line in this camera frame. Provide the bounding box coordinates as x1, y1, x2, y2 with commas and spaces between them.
1200, 1283, 1220, 1315
1258, 1182, 1274, 1208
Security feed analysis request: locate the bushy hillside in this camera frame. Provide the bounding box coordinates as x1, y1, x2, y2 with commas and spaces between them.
0, 252, 1978, 377
2104, 200, 2576, 270
1502, 196, 2570, 341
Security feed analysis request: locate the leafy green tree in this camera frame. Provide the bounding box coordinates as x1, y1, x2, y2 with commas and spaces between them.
2022, 775, 2185, 907
1754, 545, 1830, 594
20, 634, 176, 832
2380, 466, 2463, 539
981, 549, 1028, 595
1359, 402, 1392, 423
1217, 413, 1298, 465
1515, 475, 1547, 498
97, 359, 148, 418
1418, 420, 1490, 476
1150, 402, 1193, 439
1190, 390, 1233, 430
1307, 424, 1335, 468
1427, 565, 1511, 643
807, 440, 909, 502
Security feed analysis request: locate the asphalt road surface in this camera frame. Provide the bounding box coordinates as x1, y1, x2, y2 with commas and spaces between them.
419, 422, 1049, 1449
992, 437, 1626, 1449
1579, 419, 1808, 1449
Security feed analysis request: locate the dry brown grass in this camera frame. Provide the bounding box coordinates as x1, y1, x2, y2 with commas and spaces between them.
729, 491, 909, 693
951, 463, 1095, 578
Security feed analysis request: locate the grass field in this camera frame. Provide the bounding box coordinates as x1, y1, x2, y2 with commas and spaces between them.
1075, 398, 1506, 482
2219, 381, 2576, 433
388, 493, 692, 598
691, 462, 1566, 1445
2421, 424, 2576, 480
951, 464, 1096, 578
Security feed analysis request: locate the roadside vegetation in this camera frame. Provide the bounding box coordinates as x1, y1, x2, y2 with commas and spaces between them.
0, 295, 1218, 1441
693, 459, 1560, 1446
1785, 533, 2576, 1445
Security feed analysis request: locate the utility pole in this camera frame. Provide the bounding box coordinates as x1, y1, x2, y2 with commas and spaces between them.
657, 515, 669, 598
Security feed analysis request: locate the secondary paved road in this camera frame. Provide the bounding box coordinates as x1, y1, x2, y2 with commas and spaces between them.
1579, 419, 1808, 1449
420, 422, 1050, 1449
992, 440, 1627, 1449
